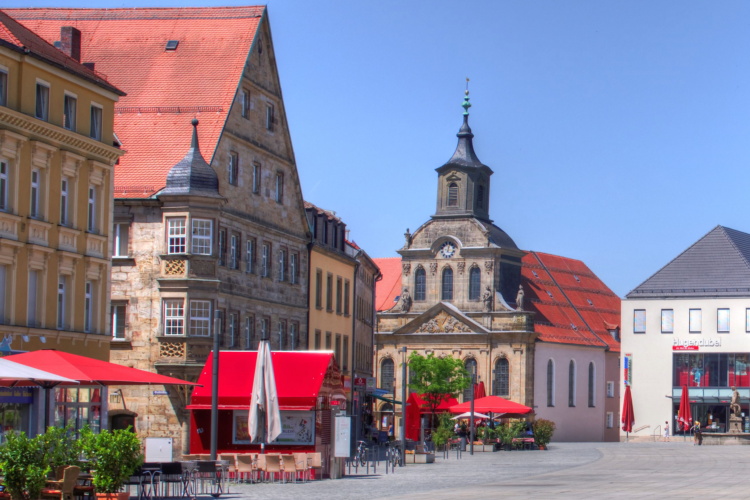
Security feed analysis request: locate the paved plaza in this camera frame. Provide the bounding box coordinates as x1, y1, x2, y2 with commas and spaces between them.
217, 441, 750, 499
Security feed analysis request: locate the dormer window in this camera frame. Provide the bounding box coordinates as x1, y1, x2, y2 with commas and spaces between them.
447, 182, 458, 207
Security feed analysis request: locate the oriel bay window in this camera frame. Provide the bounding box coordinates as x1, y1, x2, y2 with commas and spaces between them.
162, 299, 213, 337
166, 217, 214, 255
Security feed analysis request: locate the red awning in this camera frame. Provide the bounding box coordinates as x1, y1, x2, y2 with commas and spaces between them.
409, 393, 458, 414
187, 351, 342, 411
449, 395, 533, 415
3, 350, 196, 386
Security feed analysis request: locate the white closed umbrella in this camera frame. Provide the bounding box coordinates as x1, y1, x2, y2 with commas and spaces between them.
451, 411, 491, 420
248, 340, 282, 446
0, 357, 77, 384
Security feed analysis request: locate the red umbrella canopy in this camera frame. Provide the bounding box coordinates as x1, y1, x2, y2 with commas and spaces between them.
473, 382, 486, 400
450, 395, 533, 415
677, 385, 692, 432
4, 350, 196, 385
622, 385, 635, 433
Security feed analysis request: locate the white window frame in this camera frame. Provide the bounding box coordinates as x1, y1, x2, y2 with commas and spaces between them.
633, 309, 646, 334
228, 152, 239, 186
228, 313, 237, 347
163, 299, 185, 336
87, 185, 96, 232
0, 70, 7, 107
245, 239, 255, 274
241, 89, 251, 118
63, 93, 77, 131
275, 172, 283, 203
191, 219, 212, 255
28, 270, 38, 327
30, 169, 40, 218
252, 163, 260, 194
111, 303, 126, 340
661, 309, 674, 334
718, 308, 730, 333
84, 281, 93, 333
690, 308, 702, 333
606, 412, 614, 429
290, 322, 297, 350
290, 253, 298, 284
189, 300, 212, 337
35, 81, 49, 121
167, 218, 187, 254
112, 222, 129, 258
606, 381, 615, 398
245, 316, 254, 349
261, 244, 269, 278
0, 161, 8, 212
230, 234, 239, 269
90, 103, 103, 141
278, 249, 286, 281
57, 276, 66, 330
60, 177, 69, 225
278, 320, 286, 350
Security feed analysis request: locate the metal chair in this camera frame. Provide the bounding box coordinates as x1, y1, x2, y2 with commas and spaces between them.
194, 461, 223, 496
308, 452, 323, 480
159, 462, 184, 497
235, 454, 255, 483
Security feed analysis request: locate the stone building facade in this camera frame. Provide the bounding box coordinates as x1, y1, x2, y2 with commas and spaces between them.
374, 91, 621, 442
0, 11, 123, 435
10, 7, 310, 457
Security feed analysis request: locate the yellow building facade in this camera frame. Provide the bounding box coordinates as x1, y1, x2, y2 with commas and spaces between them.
0, 19, 123, 362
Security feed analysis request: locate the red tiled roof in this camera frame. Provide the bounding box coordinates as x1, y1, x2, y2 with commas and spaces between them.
523, 251, 621, 351
0, 10, 122, 95
6, 7, 265, 198
373, 252, 621, 351
373, 257, 402, 311
304, 201, 342, 222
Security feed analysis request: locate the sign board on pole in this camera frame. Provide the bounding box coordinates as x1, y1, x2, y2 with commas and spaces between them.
334, 416, 351, 458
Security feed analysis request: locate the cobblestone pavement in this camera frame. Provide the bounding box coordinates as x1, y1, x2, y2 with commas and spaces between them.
207, 441, 750, 499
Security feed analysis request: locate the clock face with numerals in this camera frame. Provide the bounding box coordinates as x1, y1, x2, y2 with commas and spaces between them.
440, 241, 457, 258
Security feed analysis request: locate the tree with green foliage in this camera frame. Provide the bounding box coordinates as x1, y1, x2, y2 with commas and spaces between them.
407, 351, 470, 431
0, 431, 50, 500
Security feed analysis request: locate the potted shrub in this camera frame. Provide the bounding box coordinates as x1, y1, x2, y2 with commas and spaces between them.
431, 413, 454, 450
38, 424, 84, 476
0, 431, 50, 500
82, 427, 143, 500
533, 418, 556, 450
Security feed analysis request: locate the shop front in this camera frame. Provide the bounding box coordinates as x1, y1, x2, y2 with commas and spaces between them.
188, 351, 346, 478
672, 352, 750, 434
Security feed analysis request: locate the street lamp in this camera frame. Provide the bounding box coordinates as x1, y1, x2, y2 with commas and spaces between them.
210, 310, 222, 460
469, 368, 476, 456
400, 346, 407, 466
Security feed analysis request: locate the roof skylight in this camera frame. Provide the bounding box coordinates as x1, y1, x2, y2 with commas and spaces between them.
166, 40, 179, 51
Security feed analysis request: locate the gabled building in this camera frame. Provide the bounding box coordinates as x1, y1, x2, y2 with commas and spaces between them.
9, 7, 310, 457
0, 10, 124, 435
373, 91, 621, 442
622, 225, 750, 438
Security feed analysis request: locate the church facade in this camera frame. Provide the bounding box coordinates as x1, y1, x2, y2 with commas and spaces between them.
374, 91, 621, 442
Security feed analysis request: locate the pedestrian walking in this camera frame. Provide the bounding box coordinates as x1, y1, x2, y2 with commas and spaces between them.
663, 421, 670, 442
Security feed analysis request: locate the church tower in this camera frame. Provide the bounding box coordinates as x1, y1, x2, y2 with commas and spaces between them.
433, 89, 493, 222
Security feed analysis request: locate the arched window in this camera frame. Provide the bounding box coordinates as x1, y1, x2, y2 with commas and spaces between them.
381, 358, 394, 393
547, 359, 555, 407
463, 358, 477, 402
476, 185, 484, 210
447, 183, 458, 207
494, 358, 509, 397
588, 362, 595, 407
441, 267, 453, 301
568, 360, 576, 407
469, 266, 481, 300
414, 267, 426, 301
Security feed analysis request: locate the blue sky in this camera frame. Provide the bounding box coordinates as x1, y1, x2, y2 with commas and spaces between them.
7, 1, 750, 297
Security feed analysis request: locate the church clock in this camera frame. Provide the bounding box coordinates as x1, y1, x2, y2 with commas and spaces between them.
439, 241, 456, 258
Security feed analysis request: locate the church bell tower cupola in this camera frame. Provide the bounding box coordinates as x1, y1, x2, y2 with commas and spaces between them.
433, 85, 493, 222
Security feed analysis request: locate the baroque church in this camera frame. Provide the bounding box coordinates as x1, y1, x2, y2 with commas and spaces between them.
374, 90, 622, 442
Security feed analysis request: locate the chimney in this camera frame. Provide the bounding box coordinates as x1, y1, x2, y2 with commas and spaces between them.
83, 62, 95, 71
60, 26, 81, 62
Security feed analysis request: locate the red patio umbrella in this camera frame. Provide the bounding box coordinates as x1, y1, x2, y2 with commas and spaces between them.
3, 350, 197, 386
677, 384, 691, 432
450, 395, 533, 415
473, 381, 486, 399
621, 385, 635, 437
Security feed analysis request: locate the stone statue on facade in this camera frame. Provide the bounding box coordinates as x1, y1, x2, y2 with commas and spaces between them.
404, 228, 412, 248
516, 285, 525, 311
400, 287, 412, 313
482, 286, 493, 312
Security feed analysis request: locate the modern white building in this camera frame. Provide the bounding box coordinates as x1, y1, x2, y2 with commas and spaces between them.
622, 225, 750, 438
